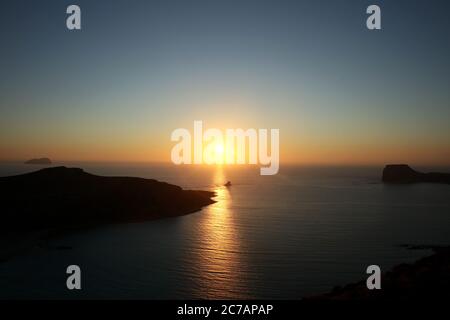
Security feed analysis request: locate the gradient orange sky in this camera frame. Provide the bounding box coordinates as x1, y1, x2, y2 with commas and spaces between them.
1, 1, 449, 166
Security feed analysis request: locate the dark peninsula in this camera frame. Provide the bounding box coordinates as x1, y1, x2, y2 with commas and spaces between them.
382, 164, 450, 184
24, 157, 52, 165
0, 167, 215, 261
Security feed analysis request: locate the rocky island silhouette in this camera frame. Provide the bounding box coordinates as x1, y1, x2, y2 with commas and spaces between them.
382, 164, 450, 184
305, 165, 450, 300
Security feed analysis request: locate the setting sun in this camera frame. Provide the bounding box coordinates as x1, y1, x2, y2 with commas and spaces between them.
214, 143, 225, 156
209, 142, 225, 165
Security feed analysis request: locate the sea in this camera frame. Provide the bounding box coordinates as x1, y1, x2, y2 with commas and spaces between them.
0, 162, 449, 299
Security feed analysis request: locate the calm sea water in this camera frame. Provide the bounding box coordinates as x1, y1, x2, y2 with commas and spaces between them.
1, 162, 450, 299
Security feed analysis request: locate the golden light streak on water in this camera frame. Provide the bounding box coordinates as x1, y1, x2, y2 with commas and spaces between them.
189, 166, 250, 298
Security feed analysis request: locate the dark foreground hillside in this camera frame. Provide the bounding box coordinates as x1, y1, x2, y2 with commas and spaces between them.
307, 246, 450, 301
0, 166, 215, 261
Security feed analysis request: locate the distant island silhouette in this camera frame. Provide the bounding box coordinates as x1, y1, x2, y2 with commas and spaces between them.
24, 157, 52, 165
0, 166, 215, 261
382, 164, 450, 184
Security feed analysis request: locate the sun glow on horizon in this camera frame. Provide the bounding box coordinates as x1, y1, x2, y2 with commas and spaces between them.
214, 143, 225, 156
202, 139, 226, 165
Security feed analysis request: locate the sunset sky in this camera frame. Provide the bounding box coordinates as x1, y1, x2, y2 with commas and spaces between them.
1, 0, 449, 165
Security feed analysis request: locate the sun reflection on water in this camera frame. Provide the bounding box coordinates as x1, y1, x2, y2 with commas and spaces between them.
191, 166, 250, 299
